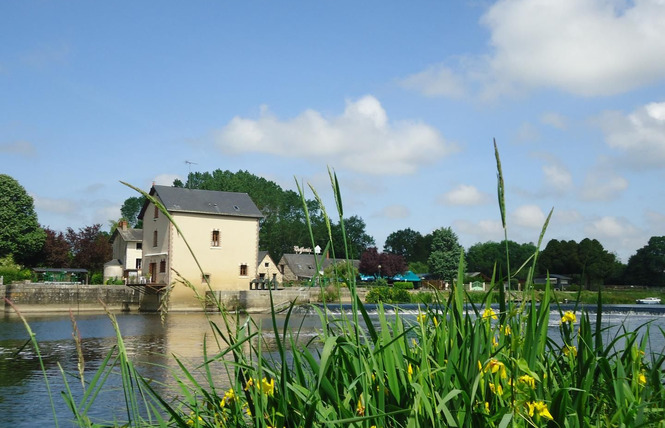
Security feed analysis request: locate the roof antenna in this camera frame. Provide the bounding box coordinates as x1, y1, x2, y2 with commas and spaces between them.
185, 160, 198, 188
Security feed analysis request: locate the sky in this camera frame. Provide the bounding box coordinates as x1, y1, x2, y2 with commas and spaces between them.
2, 0, 665, 263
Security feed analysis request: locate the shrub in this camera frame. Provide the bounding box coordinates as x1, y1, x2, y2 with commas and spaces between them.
394, 281, 414, 290
0, 266, 31, 284
90, 272, 103, 284
318, 284, 340, 302
365, 286, 411, 303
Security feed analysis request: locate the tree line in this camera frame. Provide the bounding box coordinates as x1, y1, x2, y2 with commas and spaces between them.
2, 172, 664, 287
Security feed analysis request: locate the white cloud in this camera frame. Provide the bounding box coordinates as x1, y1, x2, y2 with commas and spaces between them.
403, 0, 665, 98
579, 168, 628, 201
439, 184, 490, 206
33, 196, 78, 215
541, 112, 567, 130
516, 122, 540, 142
0, 140, 36, 156
542, 163, 573, 194
584, 216, 644, 261
511, 204, 546, 229
454, 219, 504, 243
153, 174, 182, 186
373, 204, 410, 219
482, 0, 665, 96
215, 95, 457, 175
596, 101, 665, 169
400, 64, 466, 98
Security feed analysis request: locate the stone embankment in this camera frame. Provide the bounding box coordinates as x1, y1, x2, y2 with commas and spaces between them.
1, 282, 140, 313
1, 283, 367, 314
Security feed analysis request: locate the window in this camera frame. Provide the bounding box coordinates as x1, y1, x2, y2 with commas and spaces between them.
264, 262, 269, 267
240, 264, 248, 276
159, 259, 166, 273
136, 242, 142, 250
202, 273, 210, 284
136, 259, 142, 270
153, 205, 159, 219
211, 230, 220, 247
153, 230, 158, 247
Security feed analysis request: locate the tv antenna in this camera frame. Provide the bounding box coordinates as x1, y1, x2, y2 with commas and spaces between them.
185, 160, 198, 188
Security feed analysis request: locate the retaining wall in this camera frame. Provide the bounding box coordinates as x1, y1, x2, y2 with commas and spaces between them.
1, 283, 141, 313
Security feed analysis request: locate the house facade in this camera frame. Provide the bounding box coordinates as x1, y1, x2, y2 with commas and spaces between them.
256, 251, 282, 286
138, 185, 263, 310
105, 220, 143, 283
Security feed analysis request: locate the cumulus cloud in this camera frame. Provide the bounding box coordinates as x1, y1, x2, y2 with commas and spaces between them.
0, 140, 36, 156
215, 95, 457, 175
482, 0, 665, 96
439, 184, 490, 206
402, 0, 665, 98
595, 101, 665, 169
584, 216, 645, 261
512, 205, 547, 229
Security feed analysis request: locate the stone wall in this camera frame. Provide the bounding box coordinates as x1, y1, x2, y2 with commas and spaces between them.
1, 283, 141, 313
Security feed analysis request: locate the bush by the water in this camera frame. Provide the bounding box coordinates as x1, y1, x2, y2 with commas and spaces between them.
365, 285, 411, 303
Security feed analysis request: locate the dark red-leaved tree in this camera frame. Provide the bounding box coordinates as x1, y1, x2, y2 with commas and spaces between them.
66, 224, 112, 273
359, 247, 407, 277
38, 227, 72, 268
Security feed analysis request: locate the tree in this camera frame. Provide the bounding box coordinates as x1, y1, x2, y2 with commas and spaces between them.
577, 238, 617, 289
359, 247, 406, 277
0, 174, 46, 265
120, 196, 146, 228
427, 227, 462, 281
35, 227, 72, 268
624, 236, 665, 287
383, 228, 427, 262
66, 224, 112, 273
359, 247, 381, 276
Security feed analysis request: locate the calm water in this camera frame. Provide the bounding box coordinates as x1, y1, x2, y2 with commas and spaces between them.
1, 305, 664, 427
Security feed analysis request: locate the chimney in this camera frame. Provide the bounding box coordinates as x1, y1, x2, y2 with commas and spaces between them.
119, 220, 128, 230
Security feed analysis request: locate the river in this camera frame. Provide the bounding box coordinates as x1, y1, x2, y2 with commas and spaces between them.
1, 304, 664, 427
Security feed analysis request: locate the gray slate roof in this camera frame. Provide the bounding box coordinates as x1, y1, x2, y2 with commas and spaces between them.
279, 254, 359, 279
139, 185, 263, 219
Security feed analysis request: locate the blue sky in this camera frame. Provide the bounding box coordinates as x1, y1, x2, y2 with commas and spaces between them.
2, 0, 664, 263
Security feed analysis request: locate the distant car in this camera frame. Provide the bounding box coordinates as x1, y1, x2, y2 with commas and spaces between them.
636, 297, 662, 305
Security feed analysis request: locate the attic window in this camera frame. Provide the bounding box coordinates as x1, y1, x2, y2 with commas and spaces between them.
153, 206, 159, 219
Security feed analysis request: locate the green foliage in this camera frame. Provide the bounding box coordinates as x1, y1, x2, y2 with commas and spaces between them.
393, 281, 414, 290
427, 227, 462, 281
383, 227, 432, 263
0, 265, 31, 284
120, 196, 146, 228
90, 272, 103, 284
408, 261, 429, 274
317, 284, 340, 302
467, 240, 536, 280
0, 174, 46, 265
105, 277, 125, 285
625, 236, 665, 286
412, 291, 434, 304
365, 285, 412, 303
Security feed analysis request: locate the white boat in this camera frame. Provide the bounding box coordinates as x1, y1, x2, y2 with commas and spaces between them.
636, 297, 662, 305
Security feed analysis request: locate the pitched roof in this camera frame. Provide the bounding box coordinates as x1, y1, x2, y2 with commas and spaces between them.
110, 227, 143, 243
139, 185, 263, 219
279, 253, 359, 279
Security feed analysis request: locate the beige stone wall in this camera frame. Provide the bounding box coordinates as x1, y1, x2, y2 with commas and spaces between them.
257, 254, 283, 284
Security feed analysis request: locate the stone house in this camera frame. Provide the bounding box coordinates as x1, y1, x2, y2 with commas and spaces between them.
278, 253, 359, 283
105, 220, 143, 283
137, 185, 263, 310
256, 251, 282, 286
